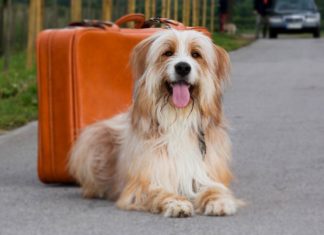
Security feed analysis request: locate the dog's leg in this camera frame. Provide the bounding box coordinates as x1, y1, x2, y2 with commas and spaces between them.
194, 186, 242, 216
116, 184, 194, 218
193, 124, 242, 216
146, 189, 194, 218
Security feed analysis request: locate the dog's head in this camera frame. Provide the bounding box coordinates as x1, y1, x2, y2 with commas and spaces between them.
131, 30, 230, 128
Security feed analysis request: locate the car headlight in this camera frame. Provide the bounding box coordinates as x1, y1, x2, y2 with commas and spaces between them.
269, 16, 283, 23
305, 13, 320, 23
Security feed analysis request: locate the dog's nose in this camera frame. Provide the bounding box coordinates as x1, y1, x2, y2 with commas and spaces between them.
175, 62, 191, 77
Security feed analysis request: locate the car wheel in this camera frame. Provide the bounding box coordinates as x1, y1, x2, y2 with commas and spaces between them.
313, 28, 320, 38
269, 29, 277, 39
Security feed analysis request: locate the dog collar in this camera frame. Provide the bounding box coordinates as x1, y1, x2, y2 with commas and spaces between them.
198, 130, 206, 160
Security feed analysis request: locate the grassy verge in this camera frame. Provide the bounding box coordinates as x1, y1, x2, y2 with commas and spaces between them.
0, 34, 253, 132
0, 53, 37, 131
213, 33, 255, 51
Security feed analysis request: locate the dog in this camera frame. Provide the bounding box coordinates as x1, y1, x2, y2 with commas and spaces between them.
224, 23, 237, 35
69, 29, 241, 217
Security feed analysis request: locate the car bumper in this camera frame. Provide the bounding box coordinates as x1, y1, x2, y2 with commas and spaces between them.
270, 22, 319, 29
269, 14, 321, 33
269, 27, 318, 34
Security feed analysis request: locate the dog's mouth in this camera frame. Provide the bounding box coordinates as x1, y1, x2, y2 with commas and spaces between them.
166, 80, 194, 108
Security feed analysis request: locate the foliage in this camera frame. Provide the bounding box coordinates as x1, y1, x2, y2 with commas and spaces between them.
0, 53, 37, 131
213, 33, 254, 51
233, 0, 256, 30
315, 0, 324, 26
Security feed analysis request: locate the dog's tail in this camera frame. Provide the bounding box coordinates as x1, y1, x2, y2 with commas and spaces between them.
68, 113, 127, 200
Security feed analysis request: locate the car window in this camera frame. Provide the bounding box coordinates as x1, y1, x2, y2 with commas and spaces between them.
275, 0, 316, 12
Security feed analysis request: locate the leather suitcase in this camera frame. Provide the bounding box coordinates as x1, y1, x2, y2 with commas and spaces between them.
37, 14, 210, 183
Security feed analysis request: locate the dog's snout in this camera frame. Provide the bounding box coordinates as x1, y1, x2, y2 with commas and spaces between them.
175, 62, 191, 77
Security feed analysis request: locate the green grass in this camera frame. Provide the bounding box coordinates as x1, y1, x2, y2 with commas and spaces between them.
0, 53, 37, 131
213, 33, 254, 51
0, 34, 253, 131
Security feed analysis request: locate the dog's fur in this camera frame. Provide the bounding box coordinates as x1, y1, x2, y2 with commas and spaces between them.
69, 30, 241, 217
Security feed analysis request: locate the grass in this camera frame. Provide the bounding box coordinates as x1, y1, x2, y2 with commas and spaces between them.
0, 33, 253, 132
0, 53, 37, 131
213, 33, 255, 51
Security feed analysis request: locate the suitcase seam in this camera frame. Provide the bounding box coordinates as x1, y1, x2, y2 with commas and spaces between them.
48, 31, 57, 181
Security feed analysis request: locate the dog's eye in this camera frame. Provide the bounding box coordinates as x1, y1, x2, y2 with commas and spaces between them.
163, 51, 174, 57
191, 51, 201, 58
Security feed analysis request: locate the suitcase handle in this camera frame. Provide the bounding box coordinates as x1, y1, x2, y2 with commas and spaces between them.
114, 14, 186, 30
142, 17, 185, 29
69, 20, 119, 30
144, 18, 210, 37
69, 15, 199, 33
115, 13, 146, 29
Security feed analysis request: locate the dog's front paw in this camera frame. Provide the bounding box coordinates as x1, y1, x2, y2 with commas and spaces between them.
204, 195, 238, 216
163, 200, 194, 218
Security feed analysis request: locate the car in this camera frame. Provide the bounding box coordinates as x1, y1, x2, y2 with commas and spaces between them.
268, 0, 321, 38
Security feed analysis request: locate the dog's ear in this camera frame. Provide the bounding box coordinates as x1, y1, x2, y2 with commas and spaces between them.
131, 36, 156, 80
214, 44, 230, 84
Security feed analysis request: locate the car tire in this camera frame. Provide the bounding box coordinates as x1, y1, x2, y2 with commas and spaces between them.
269, 29, 278, 39
313, 28, 320, 38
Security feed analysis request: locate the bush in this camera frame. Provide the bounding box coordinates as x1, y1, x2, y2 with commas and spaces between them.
0, 52, 37, 130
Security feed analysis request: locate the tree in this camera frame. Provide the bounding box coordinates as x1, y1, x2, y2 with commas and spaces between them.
86, 0, 93, 19
151, 0, 156, 17
166, 0, 171, 18
161, 0, 171, 18
145, 0, 150, 19
53, 0, 58, 28
128, 0, 136, 14
35, 0, 43, 35
210, 0, 215, 33
3, 0, 12, 72
128, 0, 136, 27
173, 0, 178, 21
228, 0, 234, 23
0, 0, 6, 56
161, 0, 166, 17
26, 0, 43, 69
71, 0, 82, 22
182, 0, 190, 25
192, 0, 199, 26
102, 0, 112, 21
315, 0, 324, 20
202, 0, 207, 27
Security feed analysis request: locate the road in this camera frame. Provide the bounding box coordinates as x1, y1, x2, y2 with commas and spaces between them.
1, 38, 324, 235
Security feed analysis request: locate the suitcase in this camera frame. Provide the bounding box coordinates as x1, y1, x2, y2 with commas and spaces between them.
37, 14, 210, 184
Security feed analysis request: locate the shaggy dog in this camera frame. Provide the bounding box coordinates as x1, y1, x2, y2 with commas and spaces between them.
69, 29, 241, 217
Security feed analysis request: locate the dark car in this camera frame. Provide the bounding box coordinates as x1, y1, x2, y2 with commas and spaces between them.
268, 0, 321, 38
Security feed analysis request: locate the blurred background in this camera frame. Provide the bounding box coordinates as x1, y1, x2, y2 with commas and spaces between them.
0, 0, 323, 131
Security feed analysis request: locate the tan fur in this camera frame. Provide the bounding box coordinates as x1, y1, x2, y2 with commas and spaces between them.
68, 30, 241, 218
195, 188, 222, 212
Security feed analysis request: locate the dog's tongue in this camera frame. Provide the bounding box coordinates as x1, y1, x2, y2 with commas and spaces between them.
172, 83, 190, 108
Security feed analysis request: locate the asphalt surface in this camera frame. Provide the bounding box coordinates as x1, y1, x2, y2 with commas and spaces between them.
1, 38, 324, 235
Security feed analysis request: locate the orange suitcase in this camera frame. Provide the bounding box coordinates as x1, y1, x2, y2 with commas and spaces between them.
37, 14, 210, 183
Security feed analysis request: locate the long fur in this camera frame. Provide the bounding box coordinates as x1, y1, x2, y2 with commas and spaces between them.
69, 29, 241, 217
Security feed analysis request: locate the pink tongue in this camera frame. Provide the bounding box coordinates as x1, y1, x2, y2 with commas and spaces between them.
172, 83, 190, 108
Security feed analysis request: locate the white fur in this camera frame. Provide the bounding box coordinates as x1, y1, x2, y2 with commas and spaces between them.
163, 200, 194, 217
116, 110, 226, 199
204, 195, 237, 216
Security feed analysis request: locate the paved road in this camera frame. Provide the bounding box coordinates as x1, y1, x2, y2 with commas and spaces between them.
1, 38, 324, 235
